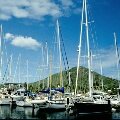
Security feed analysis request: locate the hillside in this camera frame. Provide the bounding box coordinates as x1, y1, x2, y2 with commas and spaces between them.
29, 66, 119, 94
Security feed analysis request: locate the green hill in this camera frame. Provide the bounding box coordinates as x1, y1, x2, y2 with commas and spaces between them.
28, 66, 119, 94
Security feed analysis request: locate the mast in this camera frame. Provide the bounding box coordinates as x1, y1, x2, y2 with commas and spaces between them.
68, 72, 71, 92
26, 60, 28, 90
100, 60, 103, 91
18, 54, 21, 88
75, 0, 92, 97
49, 51, 52, 96
41, 45, 44, 89
10, 55, 13, 83
46, 42, 49, 67
8, 54, 12, 88
56, 20, 63, 87
90, 51, 93, 92
84, 0, 92, 97
13, 54, 20, 85
114, 32, 120, 99
75, 0, 85, 96
68, 72, 71, 87
0, 25, 2, 83
46, 42, 49, 88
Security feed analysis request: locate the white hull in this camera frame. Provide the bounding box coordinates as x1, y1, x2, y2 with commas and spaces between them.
0, 100, 10, 105
11, 95, 25, 101
45, 99, 66, 110
48, 103, 65, 109
16, 100, 32, 107
30, 99, 47, 105
111, 100, 120, 105
0, 98, 12, 105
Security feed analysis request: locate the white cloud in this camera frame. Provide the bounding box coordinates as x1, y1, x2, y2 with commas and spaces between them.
0, 0, 62, 20
0, 0, 64, 20
5, 33, 41, 50
60, 0, 74, 7
0, 0, 79, 20
5, 33, 14, 40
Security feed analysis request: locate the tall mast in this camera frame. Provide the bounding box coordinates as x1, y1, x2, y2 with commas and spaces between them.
75, 0, 92, 97
56, 20, 63, 87
68, 72, 71, 92
26, 60, 28, 90
46, 42, 49, 88
75, 0, 85, 96
41, 46, 44, 89
100, 60, 103, 91
0, 25, 2, 83
49, 51, 52, 96
46, 42, 49, 67
10, 55, 13, 83
68, 72, 71, 87
85, 0, 92, 97
8, 54, 12, 88
90, 51, 93, 92
114, 32, 120, 99
18, 54, 21, 87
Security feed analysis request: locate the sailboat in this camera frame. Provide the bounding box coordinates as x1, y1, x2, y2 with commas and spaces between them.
74, 0, 93, 102
15, 60, 33, 107
0, 25, 15, 105
15, 60, 46, 107
70, 0, 112, 118
41, 21, 67, 111
110, 33, 120, 110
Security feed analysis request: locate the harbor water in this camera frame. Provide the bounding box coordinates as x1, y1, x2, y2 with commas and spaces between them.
0, 105, 119, 119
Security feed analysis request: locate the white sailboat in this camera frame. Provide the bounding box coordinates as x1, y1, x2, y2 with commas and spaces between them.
110, 33, 120, 109
15, 60, 33, 107
46, 20, 66, 111
68, 1, 112, 118
74, 0, 109, 104
74, 0, 93, 101
0, 25, 14, 105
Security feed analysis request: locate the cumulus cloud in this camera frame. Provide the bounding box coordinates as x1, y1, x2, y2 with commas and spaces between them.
0, 0, 77, 20
5, 33, 41, 50
5, 33, 14, 40
60, 0, 74, 8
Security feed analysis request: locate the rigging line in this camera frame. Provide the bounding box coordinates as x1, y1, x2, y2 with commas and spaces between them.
2, 56, 11, 83
60, 37, 67, 81
2, 32, 9, 63
59, 26, 70, 71
87, 3, 99, 51
87, 8, 96, 50
114, 33, 120, 66
87, 4, 101, 70
59, 26, 70, 84
13, 54, 20, 82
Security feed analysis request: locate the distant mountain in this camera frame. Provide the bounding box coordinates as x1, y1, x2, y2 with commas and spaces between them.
29, 66, 119, 94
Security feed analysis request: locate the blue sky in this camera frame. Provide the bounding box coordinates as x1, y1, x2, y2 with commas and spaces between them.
0, 0, 120, 84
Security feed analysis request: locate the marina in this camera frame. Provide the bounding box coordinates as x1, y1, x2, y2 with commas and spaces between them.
0, 0, 120, 119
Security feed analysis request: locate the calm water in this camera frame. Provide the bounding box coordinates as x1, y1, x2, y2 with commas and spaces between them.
0, 105, 69, 119
0, 105, 119, 119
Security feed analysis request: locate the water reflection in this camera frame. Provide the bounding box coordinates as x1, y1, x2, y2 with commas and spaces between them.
0, 106, 39, 119
0, 105, 66, 119
0, 105, 118, 119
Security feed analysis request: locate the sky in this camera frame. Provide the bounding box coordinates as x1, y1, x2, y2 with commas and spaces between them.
0, 0, 120, 84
